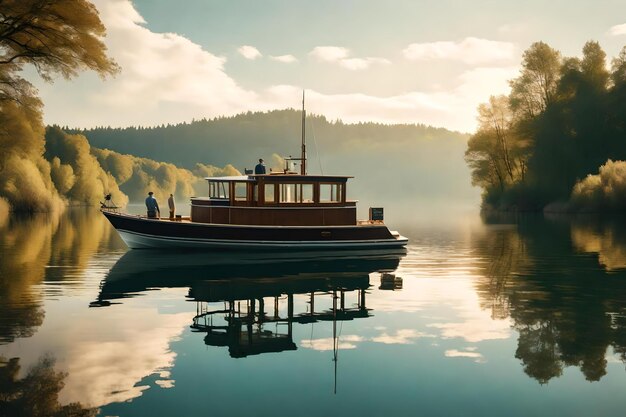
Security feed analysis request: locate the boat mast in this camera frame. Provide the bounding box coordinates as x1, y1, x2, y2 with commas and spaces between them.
301, 90, 306, 175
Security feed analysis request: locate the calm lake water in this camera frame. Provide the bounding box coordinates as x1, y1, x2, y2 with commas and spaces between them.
2, 207, 626, 416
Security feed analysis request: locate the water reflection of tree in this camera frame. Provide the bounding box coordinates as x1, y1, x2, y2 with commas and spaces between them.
0, 208, 122, 344
473, 216, 626, 383
0, 355, 96, 416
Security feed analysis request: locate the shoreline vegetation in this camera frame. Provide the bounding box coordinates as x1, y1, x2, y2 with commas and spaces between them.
0, 1, 237, 219
466, 41, 626, 213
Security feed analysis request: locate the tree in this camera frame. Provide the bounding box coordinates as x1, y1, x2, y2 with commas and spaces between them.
0, 0, 118, 211
580, 41, 609, 91
611, 46, 626, 86
466, 95, 530, 199
465, 129, 507, 192
477, 95, 517, 182
0, 0, 118, 81
509, 42, 561, 118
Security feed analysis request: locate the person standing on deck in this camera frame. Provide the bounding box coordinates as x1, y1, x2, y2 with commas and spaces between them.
255, 158, 266, 175
168, 193, 175, 219
145, 191, 160, 219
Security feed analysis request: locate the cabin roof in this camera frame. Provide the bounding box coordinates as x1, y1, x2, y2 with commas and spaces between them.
206, 175, 253, 182
205, 174, 353, 182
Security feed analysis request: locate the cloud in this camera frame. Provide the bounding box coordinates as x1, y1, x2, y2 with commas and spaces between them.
339, 57, 391, 70
56, 0, 258, 127
608, 23, 626, 36
262, 64, 517, 132
36, 0, 517, 133
309, 46, 390, 71
238, 45, 262, 60
310, 46, 350, 62
403, 37, 516, 65
270, 54, 298, 63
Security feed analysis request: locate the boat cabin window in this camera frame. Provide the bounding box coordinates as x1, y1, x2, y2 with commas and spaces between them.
278, 183, 314, 203
234, 182, 247, 201
264, 184, 276, 203
301, 184, 314, 203
209, 181, 229, 199
320, 183, 342, 203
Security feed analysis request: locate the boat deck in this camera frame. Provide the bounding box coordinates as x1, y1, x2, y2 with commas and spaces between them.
128, 215, 385, 227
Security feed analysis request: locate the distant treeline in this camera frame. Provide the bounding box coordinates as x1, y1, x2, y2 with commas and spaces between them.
466, 41, 626, 211
69, 110, 476, 215
74, 109, 465, 171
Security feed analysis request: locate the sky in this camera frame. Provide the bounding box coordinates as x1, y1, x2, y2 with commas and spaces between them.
34, 0, 626, 132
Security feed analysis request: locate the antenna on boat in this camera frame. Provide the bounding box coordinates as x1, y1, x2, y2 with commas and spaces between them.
301, 90, 307, 175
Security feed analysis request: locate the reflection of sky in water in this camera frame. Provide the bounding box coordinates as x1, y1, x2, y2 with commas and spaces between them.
3, 209, 626, 415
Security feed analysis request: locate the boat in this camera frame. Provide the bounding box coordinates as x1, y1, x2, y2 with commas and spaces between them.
101, 94, 408, 250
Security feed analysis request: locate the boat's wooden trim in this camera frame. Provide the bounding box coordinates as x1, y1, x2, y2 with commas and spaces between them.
190, 204, 357, 226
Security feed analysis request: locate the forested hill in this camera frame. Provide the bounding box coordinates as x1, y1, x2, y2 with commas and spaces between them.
74, 109, 476, 217
75, 109, 466, 171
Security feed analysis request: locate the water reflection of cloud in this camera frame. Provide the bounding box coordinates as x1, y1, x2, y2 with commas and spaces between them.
59, 301, 189, 406
429, 317, 510, 343
301, 335, 364, 351
0, 289, 190, 407
445, 349, 485, 363
369, 272, 513, 344
301, 329, 437, 351
371, 329, 435, 345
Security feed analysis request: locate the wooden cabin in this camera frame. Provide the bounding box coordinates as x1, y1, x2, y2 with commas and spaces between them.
190, 174, 356, 226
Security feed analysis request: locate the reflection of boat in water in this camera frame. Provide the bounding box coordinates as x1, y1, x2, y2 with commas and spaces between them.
95, 248, 404, 300
101, 95, 407, 250
94, 249, 404, 360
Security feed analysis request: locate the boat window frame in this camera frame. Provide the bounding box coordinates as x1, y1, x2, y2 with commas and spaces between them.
264, 183, 276, 203
209, 181, 230, 199
319, 182, 343, 203
277, 182, 316, 204
233, 181, 248, 202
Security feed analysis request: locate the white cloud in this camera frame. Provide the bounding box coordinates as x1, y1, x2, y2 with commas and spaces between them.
403, 37, 516, 65
262, 63, 517, 132
46, 0, 258, 127
238, 45, 262, 60
340, 57, 391, 70
608, 23, 626, 36
270, 54, 298, 63
309, 46, 390, 71
310, 46, 350, 62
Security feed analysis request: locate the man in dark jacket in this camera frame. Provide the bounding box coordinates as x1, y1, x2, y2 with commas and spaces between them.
254, 158, 266, 174
145, 191, 160, 219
